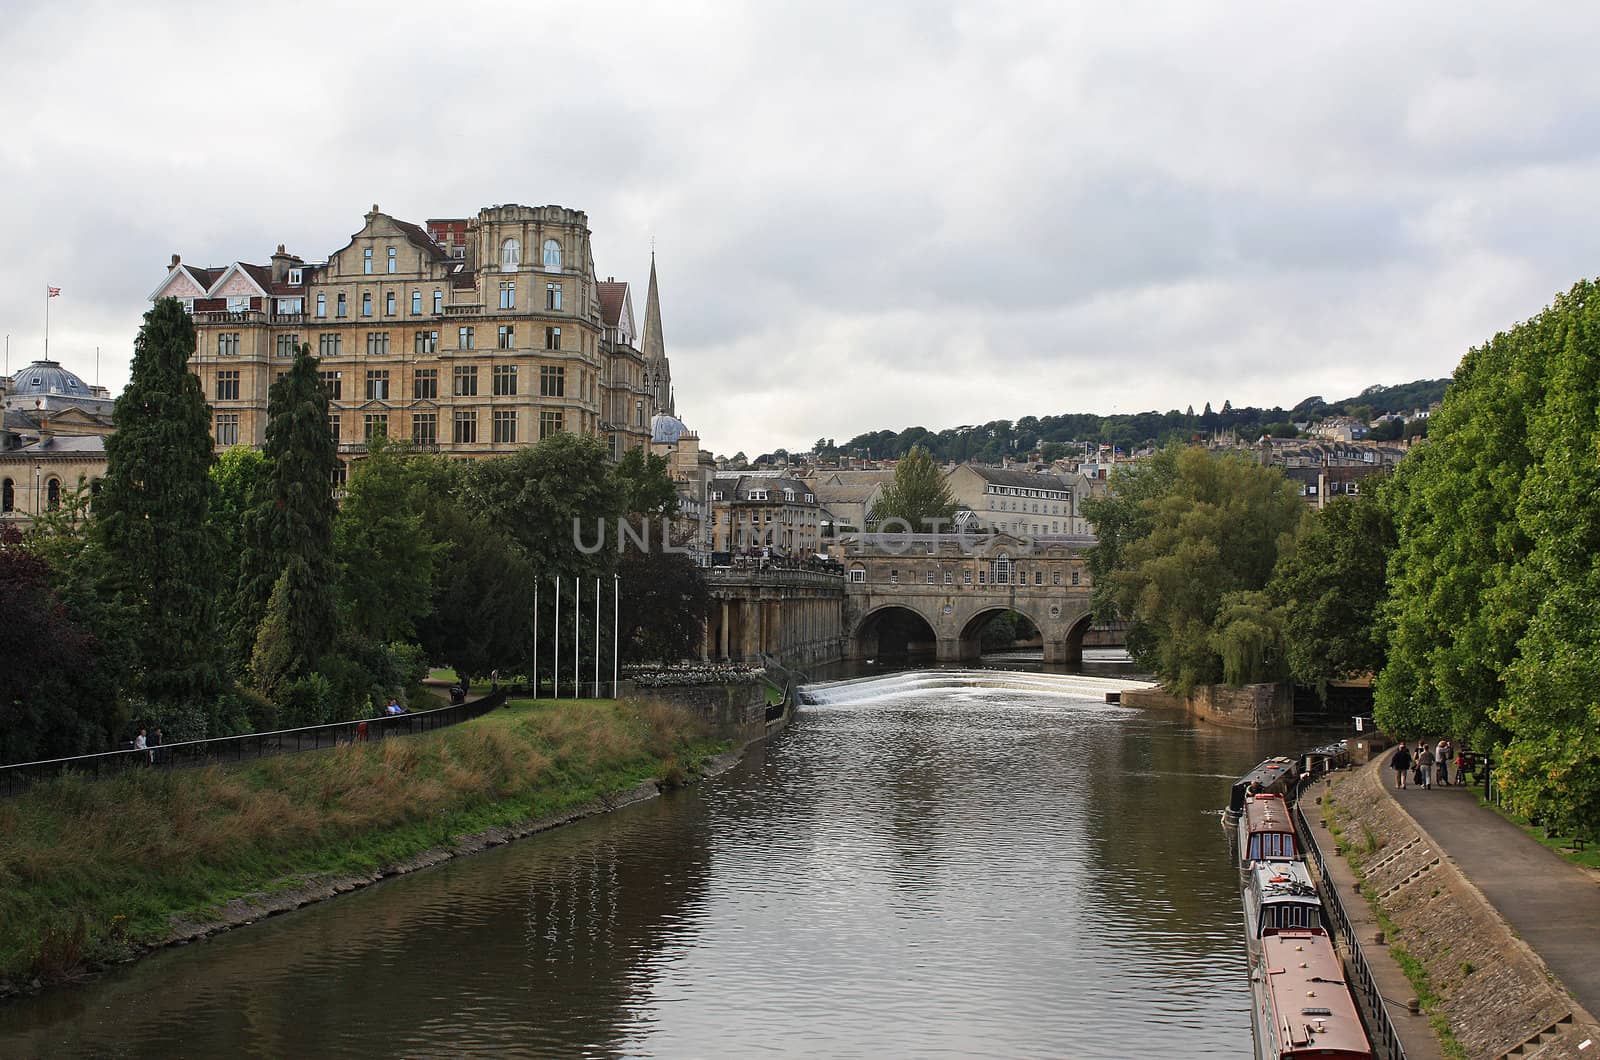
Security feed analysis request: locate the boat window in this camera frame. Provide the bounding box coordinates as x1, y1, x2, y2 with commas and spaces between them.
1250, 832, 1297, 860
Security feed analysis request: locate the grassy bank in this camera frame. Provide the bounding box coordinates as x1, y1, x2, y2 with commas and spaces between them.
0, 697, 722, 988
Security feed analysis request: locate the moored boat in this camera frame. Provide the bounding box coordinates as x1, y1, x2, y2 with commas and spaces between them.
1249, 931, 1373, 1059
1242, 860, 1323, 961
1237, 792, 1299, 869
1225, 756, 1299, 826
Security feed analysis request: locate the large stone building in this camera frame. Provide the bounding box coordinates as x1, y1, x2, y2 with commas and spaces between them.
148, 204, 675, 473
0, 359, 115, 526
708, 472, 823, 557
943, 463, 1099, 537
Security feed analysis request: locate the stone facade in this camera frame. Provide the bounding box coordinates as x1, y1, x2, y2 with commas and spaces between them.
149, 203, 675, 475
943, 463, 1099, 537
0, 360, 114, 527
708, 473, 823, 557
837, 531, 1095, 662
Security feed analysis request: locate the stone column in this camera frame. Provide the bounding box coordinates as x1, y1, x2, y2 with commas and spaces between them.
719, 599, 731, 660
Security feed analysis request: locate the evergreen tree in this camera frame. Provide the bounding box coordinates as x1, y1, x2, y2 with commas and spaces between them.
870, 446, 957, 531
237, 346, 338, 691
95, 297, 223, 730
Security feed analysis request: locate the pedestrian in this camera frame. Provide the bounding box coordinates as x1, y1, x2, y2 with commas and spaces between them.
132, 727, 147, 766
1415, 742, 1433, 789
149, 726, 163, 766
1437, 739, 1453, 786
1455, 748, 1467, 786
1390, 741, 1412, 790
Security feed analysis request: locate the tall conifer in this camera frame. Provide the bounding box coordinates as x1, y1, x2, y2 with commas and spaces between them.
95, 298, 223, 728
237, 346, 338, 692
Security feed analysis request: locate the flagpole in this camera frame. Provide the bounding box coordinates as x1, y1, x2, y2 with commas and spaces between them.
593, 576, 600, 698
573, 576, 580, 698
533, 582, 540, 700
43, 288, 49, 363
554, 576, 561, 700
612, 574, 619, 699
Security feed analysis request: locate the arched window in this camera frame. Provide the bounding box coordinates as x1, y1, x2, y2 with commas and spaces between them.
1, 478, 12, 512
543, 239, 562, 269
502, 238, 520, 269
991, 553, 1011, 585
46, 478, 61, 510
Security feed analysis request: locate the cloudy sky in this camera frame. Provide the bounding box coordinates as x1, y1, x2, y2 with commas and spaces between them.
4, 2, 1599, 456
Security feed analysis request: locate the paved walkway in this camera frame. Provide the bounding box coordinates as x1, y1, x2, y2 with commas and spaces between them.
1385, 780, 1600, 1021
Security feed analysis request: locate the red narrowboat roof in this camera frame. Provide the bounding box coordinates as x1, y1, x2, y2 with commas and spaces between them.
1259, 932, 1372, 1058
1244, 793, 1295, 836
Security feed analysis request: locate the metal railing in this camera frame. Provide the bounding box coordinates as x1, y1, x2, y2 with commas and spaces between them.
1293, 781, 1407, 1060
0, 688, 508, 799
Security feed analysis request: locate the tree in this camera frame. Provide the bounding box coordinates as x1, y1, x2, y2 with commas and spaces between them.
1089, 447, 1303, 694
1081, 447, 1180, 623
238, 346, 338, 693
210, 445, 268, 661
334, 438, 443, 644
612, 446, 680, 517
415, 507, 535, 683
870, 446, 957, 532
0, 526, 126, 762
466, 433, 624, 580
616, 518, 712, 663
95, 297, 223, 730
1269, 497, 1394, 699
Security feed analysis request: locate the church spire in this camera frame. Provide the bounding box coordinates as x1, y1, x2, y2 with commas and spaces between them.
641, 251, 665, 364
640, 251, 673, 415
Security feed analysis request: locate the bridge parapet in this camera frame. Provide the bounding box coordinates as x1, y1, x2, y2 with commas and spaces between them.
706, 566, 846, 592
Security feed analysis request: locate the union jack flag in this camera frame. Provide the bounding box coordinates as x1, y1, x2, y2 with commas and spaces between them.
47, 286, 61, 297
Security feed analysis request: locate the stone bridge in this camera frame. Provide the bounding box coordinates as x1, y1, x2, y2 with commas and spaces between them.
839, 532, 1096, 663
703, 566, 846, 668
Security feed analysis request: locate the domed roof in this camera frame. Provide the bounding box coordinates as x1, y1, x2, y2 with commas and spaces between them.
650, 412, 688, 445
10, 360, 90, 398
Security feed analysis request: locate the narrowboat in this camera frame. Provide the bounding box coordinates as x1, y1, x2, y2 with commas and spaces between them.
1242, 860, 1323, 959
1225, 757, 1300, 826
1237, 792, 1299, 869
1249, 931, 1373, 1060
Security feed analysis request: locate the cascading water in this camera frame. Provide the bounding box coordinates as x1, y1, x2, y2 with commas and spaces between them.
797, 667, 1155, 707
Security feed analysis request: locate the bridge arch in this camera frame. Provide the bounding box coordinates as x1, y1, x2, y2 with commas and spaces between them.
852, 603, 940, 660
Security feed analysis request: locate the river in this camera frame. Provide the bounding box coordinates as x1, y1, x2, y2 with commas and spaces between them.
0, 667, 1338, 1057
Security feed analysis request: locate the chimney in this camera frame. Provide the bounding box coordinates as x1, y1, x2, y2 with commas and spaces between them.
169, 253, 181, 272
270, 243, 293, 284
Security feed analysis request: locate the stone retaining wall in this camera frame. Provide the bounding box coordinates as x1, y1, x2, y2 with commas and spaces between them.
1322, 764, 1600, 1059
1120, 681, 1293, 728
635, 681, 776, 746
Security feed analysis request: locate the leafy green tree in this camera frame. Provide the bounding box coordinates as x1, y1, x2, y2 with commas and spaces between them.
615, 518, 712, 663
238, 346, 338, 693
1081, 447, 1179, 623
612, 446, 679, 517
209, 445, 267, 658
870, 446, 957, 531
334, 438, 442, 643
95, 297, 223, 726
416, 508, 535, 683
1091, 447, 1303, 694
464, 432, 623, 580
1211, 591, 1286, 686
1270, 496, 1395, 699
1493, 283, 1600, 832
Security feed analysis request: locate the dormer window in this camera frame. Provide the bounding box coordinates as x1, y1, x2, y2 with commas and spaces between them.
543, 239, 562, 269
502, 239, 520, 269
288, 268, 302, 285
711, 490, 724, 501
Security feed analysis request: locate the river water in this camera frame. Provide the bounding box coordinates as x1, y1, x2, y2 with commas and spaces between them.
0, 667, 1336, 1058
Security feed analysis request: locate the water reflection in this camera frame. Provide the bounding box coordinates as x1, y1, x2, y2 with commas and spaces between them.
0, 669, 1335, 1058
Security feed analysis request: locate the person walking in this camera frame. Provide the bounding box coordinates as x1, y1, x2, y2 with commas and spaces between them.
132, 727, 148, 766
1391, 742, 1412, 790
1435, 739, 1453, 786
1416, 742, 1434, 789
149, 726, 163, 766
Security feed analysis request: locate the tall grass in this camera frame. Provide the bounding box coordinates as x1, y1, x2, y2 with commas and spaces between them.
0, 697, 718, 986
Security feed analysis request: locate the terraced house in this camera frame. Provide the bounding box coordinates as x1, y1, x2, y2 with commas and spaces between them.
149, 203, 675, 477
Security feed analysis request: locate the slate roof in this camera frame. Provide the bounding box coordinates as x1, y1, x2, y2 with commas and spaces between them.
961, 465, 1075, 492
597, 280, 628, 327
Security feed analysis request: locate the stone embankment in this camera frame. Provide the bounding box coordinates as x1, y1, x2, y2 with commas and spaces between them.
1122, 680, 1293, 728
1317, 762, 1600, 1059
